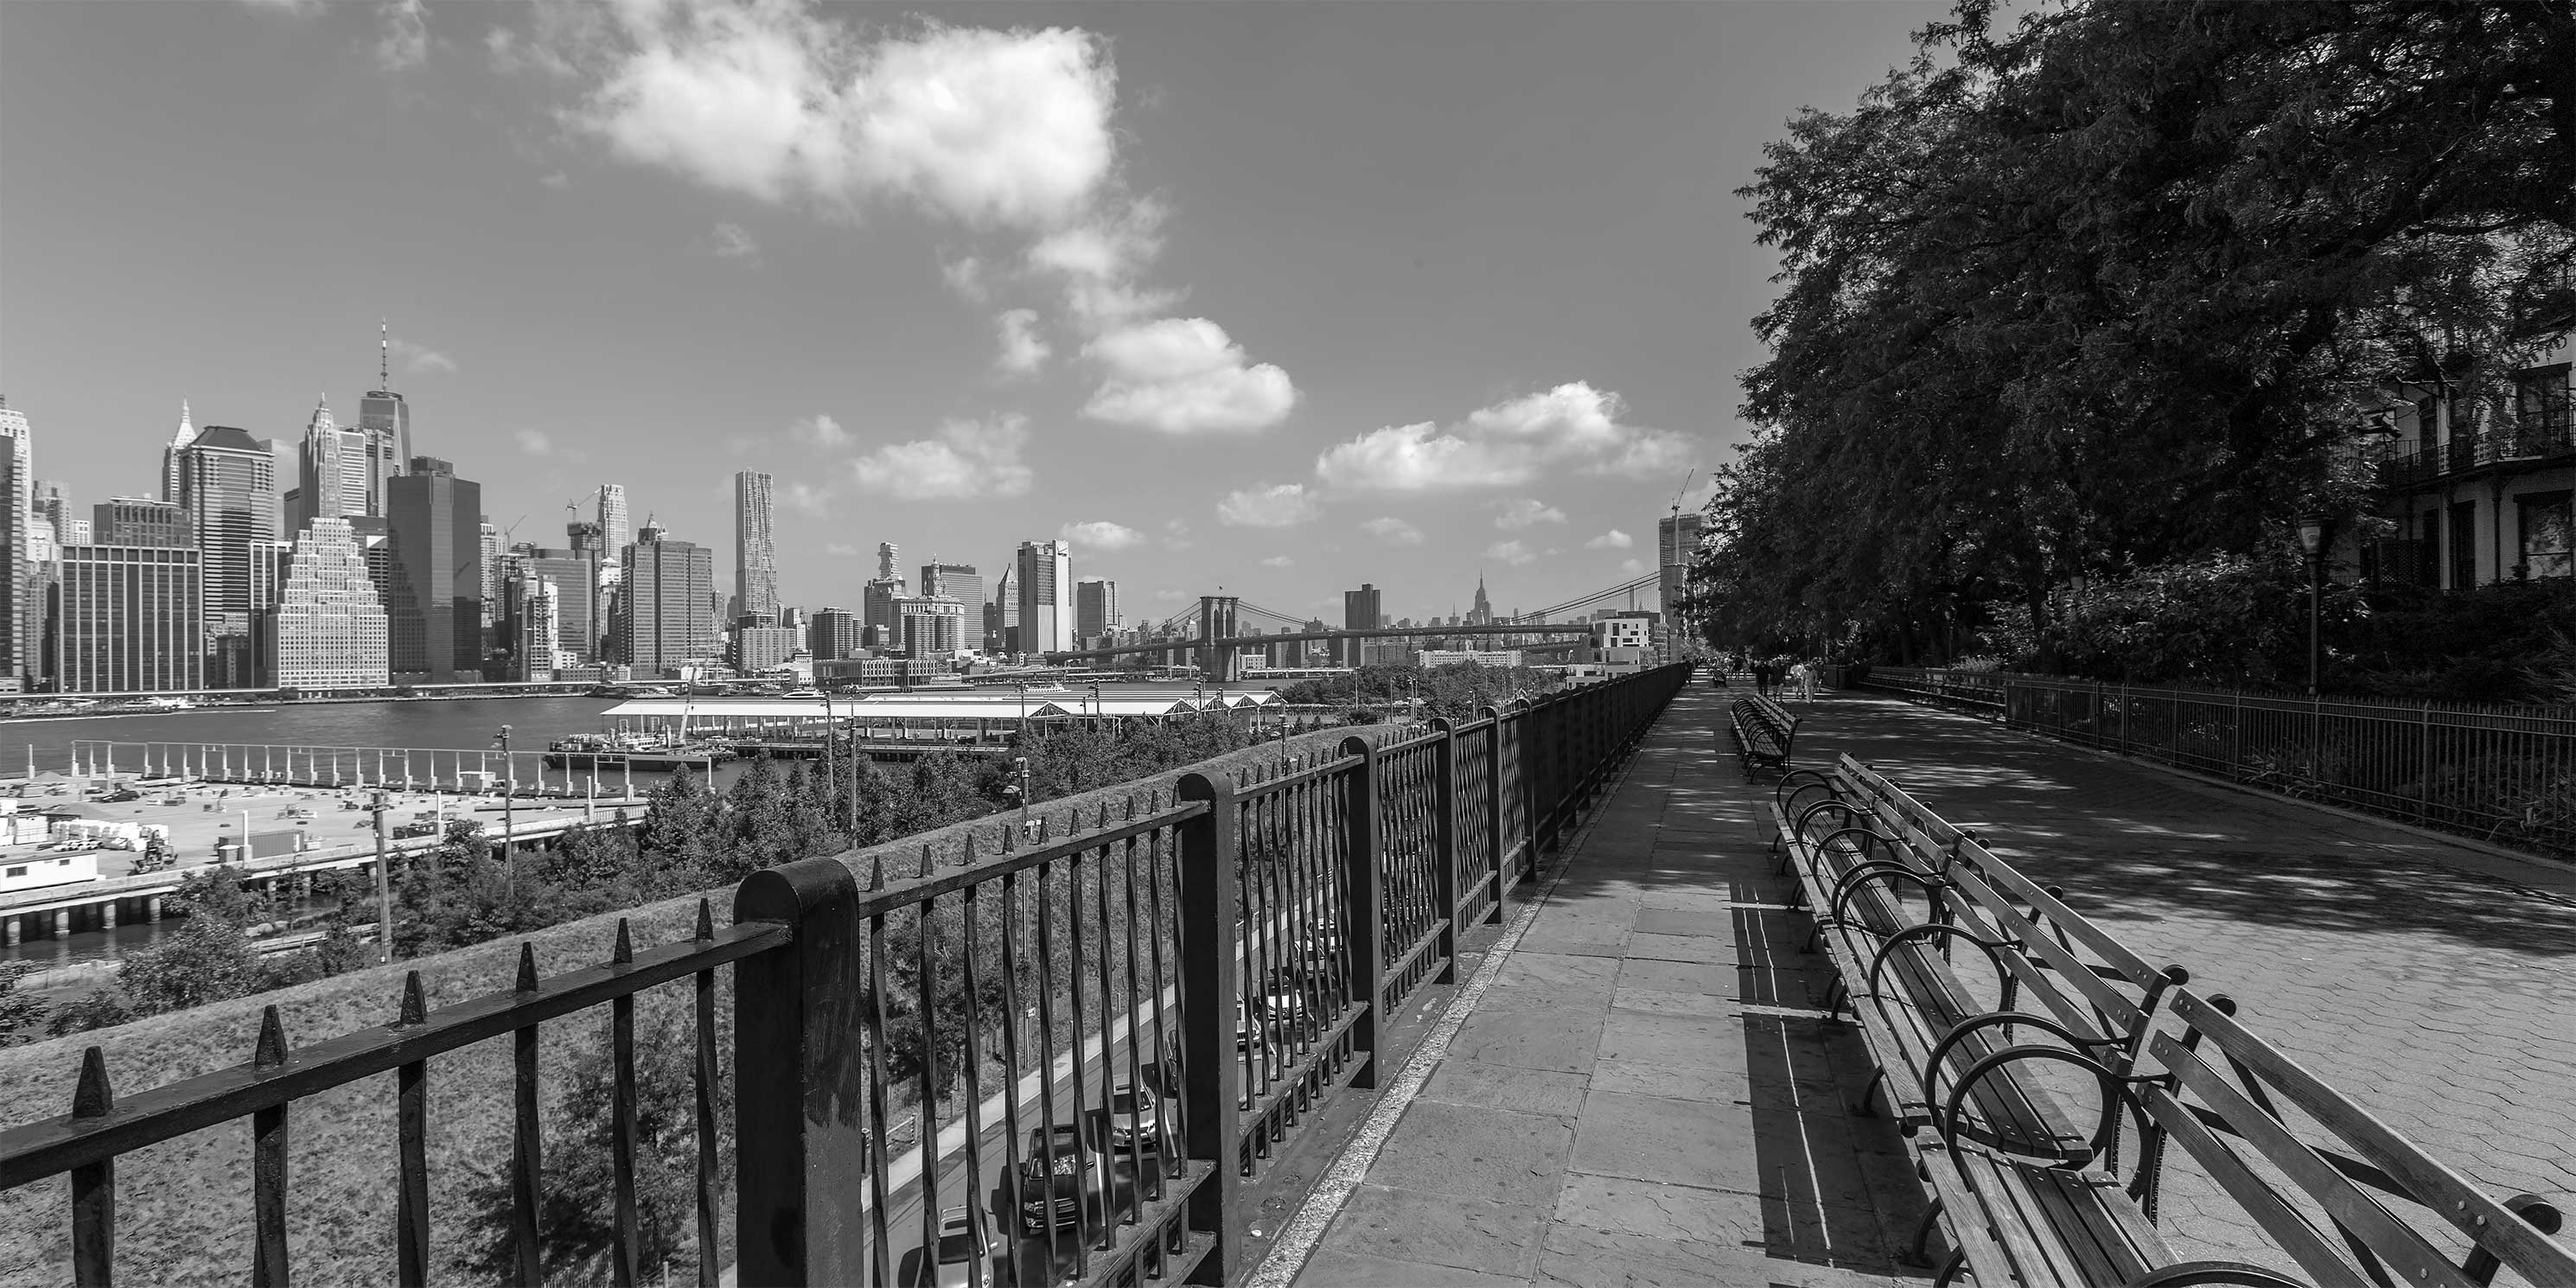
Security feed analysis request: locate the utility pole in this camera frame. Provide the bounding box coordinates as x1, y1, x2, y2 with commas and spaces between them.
371, 789, 393, 964
495, 724, 515, 896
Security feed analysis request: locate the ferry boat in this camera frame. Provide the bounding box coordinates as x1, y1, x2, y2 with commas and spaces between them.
542, 732, 736, 773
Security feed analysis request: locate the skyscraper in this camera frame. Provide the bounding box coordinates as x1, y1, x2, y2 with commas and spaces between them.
620, 519, 717, 676
0, 397, 31, 682
734, 469, 779, 623
158, 400, 193, 505
809, 607, 859, 660
57, 500, 202, 693
1657, 511, 1705, 628
596, 483, 629, 590
267, 518, 388, 691
877, 542, 898, 582
385, 457, 483, 683
1015, 539, 1074, 654
921, 560, 980, 613
1075, 577, 1120, 645
1470, 576, 1493, 626
1342, 583, 1383, 667
294, 397, 373, 532
990, 566, 1017, 654
358, 322, 411, 514
893, 595, 967, 656
174, 424, 280, 687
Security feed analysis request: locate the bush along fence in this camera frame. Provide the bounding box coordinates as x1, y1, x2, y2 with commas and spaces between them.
0, 663, 1690, 1288
1859, 667, 2576, 857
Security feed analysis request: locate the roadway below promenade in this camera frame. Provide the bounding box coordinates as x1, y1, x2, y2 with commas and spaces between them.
1258, 685, 2576, 1287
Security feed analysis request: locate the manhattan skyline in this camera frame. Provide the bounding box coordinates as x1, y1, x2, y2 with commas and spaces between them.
0, 1, 1930, 621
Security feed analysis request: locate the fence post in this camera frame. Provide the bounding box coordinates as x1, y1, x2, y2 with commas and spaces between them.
2229, 691, 2246, 780
1430, 717, 1459, 985
1336, 735, 1384, 1087
1480, 705, 1506, 925
1176, 771, 1244, 1285
2418, 701, 2434, 821
731, 856, 867, 1287
1514, 699, 1540, 885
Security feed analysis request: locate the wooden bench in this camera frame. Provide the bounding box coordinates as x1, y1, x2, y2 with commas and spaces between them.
2131, 987, 2574, 1288
1765, 758, 2576, 1287
1725, 693, 1801, 782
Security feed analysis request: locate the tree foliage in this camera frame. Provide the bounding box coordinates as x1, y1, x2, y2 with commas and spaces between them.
1701, 0, 2575, 666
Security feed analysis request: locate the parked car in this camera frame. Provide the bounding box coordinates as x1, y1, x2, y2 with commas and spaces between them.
1016, 1122, 1107, 1234
99, 789, 142, 804
926, 1207, 993, 1288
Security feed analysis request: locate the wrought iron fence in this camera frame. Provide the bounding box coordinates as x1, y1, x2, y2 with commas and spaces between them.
2, 663, 1688, 1287
1863, 667, 2576, 855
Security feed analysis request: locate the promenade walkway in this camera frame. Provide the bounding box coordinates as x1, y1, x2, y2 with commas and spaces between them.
1272, 685, 2576, 1287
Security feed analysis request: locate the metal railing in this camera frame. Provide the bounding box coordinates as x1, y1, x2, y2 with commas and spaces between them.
2377, 415, 2576, 488
1863, 667, 2576, 855
2, 663, 1688, 1286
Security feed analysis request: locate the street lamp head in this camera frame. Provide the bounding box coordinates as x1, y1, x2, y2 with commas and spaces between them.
2295, 513, 2332, 559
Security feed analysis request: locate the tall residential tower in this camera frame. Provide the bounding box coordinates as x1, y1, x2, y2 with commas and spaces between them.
733, 469, 779, 623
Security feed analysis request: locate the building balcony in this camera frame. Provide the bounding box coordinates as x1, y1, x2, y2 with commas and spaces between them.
2377, 412, 2576, 492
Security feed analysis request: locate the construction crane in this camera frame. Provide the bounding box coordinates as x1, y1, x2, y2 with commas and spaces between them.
1668, 468, 1698, 524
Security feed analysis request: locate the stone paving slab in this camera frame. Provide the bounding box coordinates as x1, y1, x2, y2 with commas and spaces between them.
1288, 683, 2576, 1288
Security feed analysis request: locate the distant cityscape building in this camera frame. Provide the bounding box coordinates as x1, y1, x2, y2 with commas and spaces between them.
173, 424, 279, 685
56, 501, 201, 693
1015, 539, 1073, 654
732, 625, 801, 672
893, 595, 967, 656
503, 545, 602, 667
990, 566, 1017, 654
596, 483, 630, 553
1658, 511, 1705, 628
1075, 577, 1120, 646
620, 519, 717, 676
921, 561, 980, 613
808, 607, 859, 660
158, 400, 193, 505
1340, 583, 1383, 666
1469, 576, 1493, 626
385, 457, 482, 683
294, 397, 373, 531
0, 397, 31, 682
268, 518, 388, 690
357, 324, 412, 513
734, 470, 779, 623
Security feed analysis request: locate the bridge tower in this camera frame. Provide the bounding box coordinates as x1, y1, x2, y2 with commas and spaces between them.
1197, 596, 1242, 682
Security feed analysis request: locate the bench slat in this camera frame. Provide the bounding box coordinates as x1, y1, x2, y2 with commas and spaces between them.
2136, 1080, 2380, 1288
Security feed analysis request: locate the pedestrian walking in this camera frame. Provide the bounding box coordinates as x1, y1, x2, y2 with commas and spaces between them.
1786, 659, 1813, 702
1752, 659, 1774, 697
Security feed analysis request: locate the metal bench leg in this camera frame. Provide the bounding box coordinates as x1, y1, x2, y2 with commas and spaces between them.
1931, 1248, 1967, 1288
1851, 1067, 1885, 1119
1906, 1197, 1946, 1266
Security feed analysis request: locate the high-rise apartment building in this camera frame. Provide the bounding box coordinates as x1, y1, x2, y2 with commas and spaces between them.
619, 520, 717, 676
1341, 583, 1384, 666
1657, 511, 1705, 628
734, 470, 779, 623
513, 579, 562, 680
1015, 539, 1073, 654
0, 397, 31, 682
268, 518, 388, 691
385, 457, 483, 683
596, 483, 629, 590
479, 518, 502, 627
809, 607, 859, 660
732, 625, 801, 673
1075, 577, 1120, 645
56, 501, 201, 693
921, 561, 980, 612
173, 424, 279, 685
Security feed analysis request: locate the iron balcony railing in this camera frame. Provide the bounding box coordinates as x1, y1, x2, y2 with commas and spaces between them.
2, 663, 1689, 1287
2377, 416, 2576, 488
1863, 667, 2576, 856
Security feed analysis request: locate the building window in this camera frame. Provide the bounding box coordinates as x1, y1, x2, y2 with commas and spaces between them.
2516, 366, 2572, 450
2520, 491, 2573, 580
2449, 501, 2479, 589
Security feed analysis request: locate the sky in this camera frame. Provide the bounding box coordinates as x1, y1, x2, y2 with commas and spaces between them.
0, 0, 1936, 628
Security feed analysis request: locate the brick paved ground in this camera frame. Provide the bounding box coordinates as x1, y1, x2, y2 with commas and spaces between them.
1284, 685, 2576, 1288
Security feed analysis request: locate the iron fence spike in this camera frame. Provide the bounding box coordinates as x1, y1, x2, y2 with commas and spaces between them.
73, 1046, 114, 1118
254, 1005, 290, 1068
399, 971, 428, 1025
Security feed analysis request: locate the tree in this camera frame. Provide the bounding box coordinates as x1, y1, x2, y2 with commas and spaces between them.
0, 962, 50, 1046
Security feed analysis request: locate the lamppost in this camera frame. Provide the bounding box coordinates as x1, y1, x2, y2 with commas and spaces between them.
818, 692, 841, 838
494, 724, 515, 895
1009, 755, 1033, 841
370, 788, 393, 965
1088, 682, 1101, 722
2296, 513, 2332, 695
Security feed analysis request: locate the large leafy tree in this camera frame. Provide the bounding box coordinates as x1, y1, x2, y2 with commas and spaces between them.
1710, 0, 2576, 662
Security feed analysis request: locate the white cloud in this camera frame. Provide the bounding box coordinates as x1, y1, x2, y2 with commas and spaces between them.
1584, 529, 1633, 550
1493, 498, 1566, 530
376, 0, 429, 70
1360, 517, 1424, 546
849, 413, 1032, 498
826, 542, 861, 557
939, 252, 987, 302
994, 308, 1050, 376
1163, 518, 1192, 551
1483, 539, 1540, 567
783, 481, 832, 514
387, 337, 456, 375
1060, 520, 1144, 551
539, 170, 571, 189
514, 429, 556, 456
1217, 482, 1320, 528
1621, 558, 1647, 576
1315, 383, 1691, 493
565, 9, 1117, 230
1081, 317, 1296, 435
1026, 198, 1183, 328
709, 220, 760, 260
1152, 589, 1189, 603
789, 414, 849, 449
1260, 555, 1294, 569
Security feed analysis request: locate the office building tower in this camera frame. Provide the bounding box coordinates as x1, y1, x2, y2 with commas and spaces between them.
173, 424, 279, 685
568, 520, 604, 558
385, 457, 483, 683
1075, 578, 1119, 646
619, 519, 717, 676
35, 481, 74, 547
513, 578, 562, 680
893, 595, 966, 657
57, 501, 201, 692
268, 518, 387, 690
0, 398, 29, 681
1014, 539, 1073, 654
1657, 511, 1706, 626
809, 607, 859, 660
921, 561, 980, 613
1470, 576, 1493, 626
863, 577, 905, 635
781, 605, 807, 632
357, 322, 411, 513
734, 469, 779, 622
159, 400, 194, 505
503, 545, 602, 666
1342, 583, 1383, 666
294, 398, 373, 532
596, 483, 629, 589
991, 566, 1017, 654
733, 625, 800, 672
